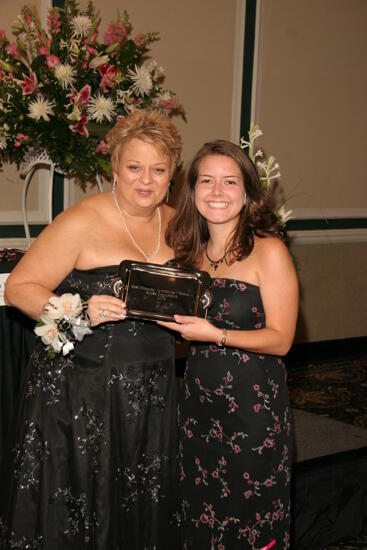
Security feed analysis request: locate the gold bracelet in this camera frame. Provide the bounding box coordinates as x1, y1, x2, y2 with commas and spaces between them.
216, 328, 227, 347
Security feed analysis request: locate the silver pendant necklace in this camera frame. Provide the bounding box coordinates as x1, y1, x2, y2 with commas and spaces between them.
205, 243, 230, 271
112, 184, 161, 263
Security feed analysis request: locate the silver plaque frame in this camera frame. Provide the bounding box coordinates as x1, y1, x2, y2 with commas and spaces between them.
112, 260, 214, 322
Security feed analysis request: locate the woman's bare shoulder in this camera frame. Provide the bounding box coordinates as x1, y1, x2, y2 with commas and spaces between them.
254, 236, 296, 284
53, 192, 110, 229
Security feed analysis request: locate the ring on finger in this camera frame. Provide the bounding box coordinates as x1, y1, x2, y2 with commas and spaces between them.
99, 310, 107, 319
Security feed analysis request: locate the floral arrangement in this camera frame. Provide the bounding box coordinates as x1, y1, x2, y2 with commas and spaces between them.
0, 0, 184, 187
240, 123, 293, 226
34, 293, 92, 356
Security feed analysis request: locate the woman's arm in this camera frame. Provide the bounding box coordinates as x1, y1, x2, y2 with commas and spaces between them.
5, 202, 125, 324
158, 238, 299, 356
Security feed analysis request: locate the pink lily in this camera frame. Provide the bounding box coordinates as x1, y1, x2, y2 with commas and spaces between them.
70, 114, 89, 137
21, 71, 39, 95
68, 84, 91, 107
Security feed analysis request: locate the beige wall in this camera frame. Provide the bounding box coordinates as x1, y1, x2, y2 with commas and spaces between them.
254, 0, 367, 216
255, 0, 367, 342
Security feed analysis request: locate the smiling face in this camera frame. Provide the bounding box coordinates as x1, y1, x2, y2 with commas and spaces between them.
194, 154, 246, 227
114, 137, 171, 213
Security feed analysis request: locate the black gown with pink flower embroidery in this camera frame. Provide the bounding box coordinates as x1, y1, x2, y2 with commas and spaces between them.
178, 278, 292, 550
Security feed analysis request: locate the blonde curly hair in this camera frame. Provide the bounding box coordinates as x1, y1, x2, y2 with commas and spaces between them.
106, 110, 182, 176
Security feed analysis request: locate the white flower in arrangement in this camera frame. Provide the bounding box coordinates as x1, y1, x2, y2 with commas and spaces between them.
71, 15, 93, 38
87, 93, 117, 123
127, 64, 153, 97
34, 318, 62, 353
278, 205, 294, 224
54, 64, 76, 89
47, 293, 84, 320
89, 55, 110, 69
116, 88, 132, 105
241, 122, 294, 228
27, 95, 55, 122
0, 1, 184, 183
0, 131, 8, 150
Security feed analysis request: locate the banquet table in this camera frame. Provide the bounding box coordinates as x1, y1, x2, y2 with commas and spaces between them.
0, 250, 35, 459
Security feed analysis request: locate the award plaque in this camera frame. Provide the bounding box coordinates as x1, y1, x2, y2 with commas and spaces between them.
111, 260, 214, 322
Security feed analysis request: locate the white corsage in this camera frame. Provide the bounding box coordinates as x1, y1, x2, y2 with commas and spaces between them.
34, 293, 92, 356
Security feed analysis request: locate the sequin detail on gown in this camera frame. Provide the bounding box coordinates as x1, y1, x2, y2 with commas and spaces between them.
0, 266, 178, 549
178, 278, 292, 550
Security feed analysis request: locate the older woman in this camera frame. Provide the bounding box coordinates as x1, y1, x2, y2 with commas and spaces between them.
1, 110, 182, 549
162, 140, 298, 549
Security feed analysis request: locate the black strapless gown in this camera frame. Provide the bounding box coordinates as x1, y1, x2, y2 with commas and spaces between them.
0, 267, 179, 549
178, 278, 292, 550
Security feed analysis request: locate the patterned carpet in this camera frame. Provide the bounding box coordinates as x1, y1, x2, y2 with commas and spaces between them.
287, 349, 367, 429
287, 340, 367, 550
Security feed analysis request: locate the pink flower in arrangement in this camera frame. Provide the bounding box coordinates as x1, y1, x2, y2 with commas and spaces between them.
96, 140, 108, 155
195, 477, 201, 485
70, 114, 89, 137
47, 11, 61, 35
98, 64, 119, 93
253, 403, 261, 413
38, 45, 49, 56
133, 32, 146, 47
234, 444, 241, 454
21, 72, 39, 95
14, 133, 29, 147
158, 96, 177, 112
46, 54, 61, 68
104, 20, 131, 47
68, 85, 91, 107
6, 42, 20, 59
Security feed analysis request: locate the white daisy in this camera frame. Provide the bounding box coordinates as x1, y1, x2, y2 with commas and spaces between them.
87, 93, 116, 123
54, 64, 76, 89
127, 64, 153, 97
71, 15, 92, 38
27, 95, 55, 122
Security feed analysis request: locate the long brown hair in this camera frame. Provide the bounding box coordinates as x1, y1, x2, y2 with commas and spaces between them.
166, 139, 286, 268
